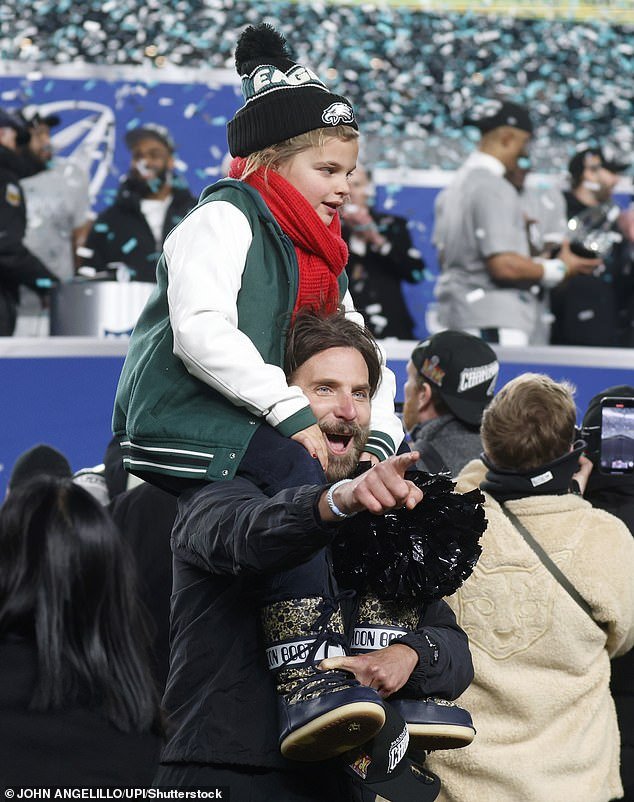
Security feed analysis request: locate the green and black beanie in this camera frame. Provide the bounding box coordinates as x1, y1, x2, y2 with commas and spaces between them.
227, 23, 357, 157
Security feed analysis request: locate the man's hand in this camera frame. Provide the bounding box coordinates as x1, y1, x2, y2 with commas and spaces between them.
291, 423, 329, 472
572, 454, 593, 495
341, 204, 386, 248
559, 238, 602, 277
318, 451, 423, 520
319, 643, 418, 698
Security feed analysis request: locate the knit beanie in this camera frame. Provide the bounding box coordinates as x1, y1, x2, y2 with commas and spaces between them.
227, 24, 358, 157
8, 444, 72, 491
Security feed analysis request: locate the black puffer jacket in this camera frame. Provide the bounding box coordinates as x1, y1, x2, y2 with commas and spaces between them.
83, 180, 196, 282
161, 478, 474, 769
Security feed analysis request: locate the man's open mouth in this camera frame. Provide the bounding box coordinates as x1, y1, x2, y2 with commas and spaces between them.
325, 432, 353, 454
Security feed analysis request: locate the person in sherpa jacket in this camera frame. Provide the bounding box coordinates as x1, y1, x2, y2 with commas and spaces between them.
427, 373, 634, 802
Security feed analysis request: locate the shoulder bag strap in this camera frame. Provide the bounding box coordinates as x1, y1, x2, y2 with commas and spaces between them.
501, 503, 597, 623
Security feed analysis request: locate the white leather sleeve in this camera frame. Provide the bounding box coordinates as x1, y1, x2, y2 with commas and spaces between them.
164, 201, 310, 427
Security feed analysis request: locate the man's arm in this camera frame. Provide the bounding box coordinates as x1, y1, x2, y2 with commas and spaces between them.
487, 238, 600, 284
174, 452, 424, 575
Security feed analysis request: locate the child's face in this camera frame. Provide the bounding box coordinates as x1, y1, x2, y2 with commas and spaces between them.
275, 137, 359, 226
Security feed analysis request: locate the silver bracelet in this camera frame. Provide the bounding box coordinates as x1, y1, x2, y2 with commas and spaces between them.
326, 479, 355, 518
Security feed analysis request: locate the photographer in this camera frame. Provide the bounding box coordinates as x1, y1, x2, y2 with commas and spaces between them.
581, 385, 634, 802
427, 373, 634, 802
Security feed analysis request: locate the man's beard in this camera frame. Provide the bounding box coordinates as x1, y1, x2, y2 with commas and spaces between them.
320, 421, 370, 482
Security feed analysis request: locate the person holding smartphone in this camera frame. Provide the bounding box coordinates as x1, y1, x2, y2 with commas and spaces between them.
426, 373, 634, 802
581, 385, 634, 802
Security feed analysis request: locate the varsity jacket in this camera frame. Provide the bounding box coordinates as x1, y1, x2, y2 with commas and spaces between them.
113, 179, 403, 484
427, 458, 634, 802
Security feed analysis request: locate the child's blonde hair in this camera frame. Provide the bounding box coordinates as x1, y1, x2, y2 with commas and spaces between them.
240, 125, 359, 180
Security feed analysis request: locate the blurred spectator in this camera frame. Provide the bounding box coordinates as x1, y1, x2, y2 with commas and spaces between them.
110, 483, 177, 692
341, 164, 424, 339
7, 443, 72, 494
0, 476, 162, 785
82, 123, 196, 282
427, 373, 634, 802
581, 384, 634, 801
402, 330, 498, 476
433, 100, 599, 346
15, 106, 91, 336
550, 147, 630, 347
0, 108, 58, 336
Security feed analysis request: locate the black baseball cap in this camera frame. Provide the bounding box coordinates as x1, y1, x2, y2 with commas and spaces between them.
125, 123, 175, 153
568, 147, 629, 185
464, 99, 533, 134
343, 704, 440, 801
411, 330, 499, 427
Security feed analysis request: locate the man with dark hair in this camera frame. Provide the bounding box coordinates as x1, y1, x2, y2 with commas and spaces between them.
155, 310, 472, 798
82, 123, 196, 282
550, 147, 631, 346
402, 330, 498, 476
0, 107, 58, 335
433, 99, 599, 345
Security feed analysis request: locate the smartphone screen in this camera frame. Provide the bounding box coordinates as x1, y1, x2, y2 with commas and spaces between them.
600, 397, 634, 474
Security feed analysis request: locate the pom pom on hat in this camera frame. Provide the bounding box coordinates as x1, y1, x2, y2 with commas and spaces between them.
234, 23, 292, 73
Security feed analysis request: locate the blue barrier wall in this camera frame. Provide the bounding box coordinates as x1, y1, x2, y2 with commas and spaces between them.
2, 340, 632, 497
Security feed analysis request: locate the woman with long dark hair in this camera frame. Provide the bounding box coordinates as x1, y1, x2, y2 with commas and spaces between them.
0, 476, 162, 785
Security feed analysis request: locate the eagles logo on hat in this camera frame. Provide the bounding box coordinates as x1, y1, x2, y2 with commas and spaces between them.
411, 330, 499, 427
464, 99, 533, 135
343, 704, 440, 801
227, 23, 357, 157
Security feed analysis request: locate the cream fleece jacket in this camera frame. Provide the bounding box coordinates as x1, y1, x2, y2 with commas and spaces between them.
427, 458, 634, 802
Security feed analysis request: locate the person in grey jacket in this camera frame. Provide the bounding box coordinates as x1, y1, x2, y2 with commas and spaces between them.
402, 330, 499, 476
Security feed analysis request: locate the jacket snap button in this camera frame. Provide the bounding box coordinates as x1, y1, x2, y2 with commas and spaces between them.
221, 469, 229, 476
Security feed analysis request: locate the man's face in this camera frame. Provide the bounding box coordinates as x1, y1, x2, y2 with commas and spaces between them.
290, 346, 371, 481
28, 122, 53, 164
129, 137, 174, 194
402, 359, 424, 432
507, 129, 531, 171
596, 166, 620, 202
580, 153, 603, 194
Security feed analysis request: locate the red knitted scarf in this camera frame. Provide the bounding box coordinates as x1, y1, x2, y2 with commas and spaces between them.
229, 158, 348, 316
